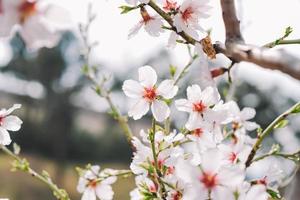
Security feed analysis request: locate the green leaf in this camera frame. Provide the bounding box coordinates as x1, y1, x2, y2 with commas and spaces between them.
267, 189, 281, 199
274, 119, 288, 129
169, 65, 177, 77
284, 26, 293, 38
119, 5, 138, 14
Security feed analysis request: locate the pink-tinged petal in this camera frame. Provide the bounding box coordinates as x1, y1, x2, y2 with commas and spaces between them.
95, 184, 114, 200
128, 99, 149, 120
1, 104, 21, 116
138, 65, 157, 88
0, 127, 11, 145
173, 14, 184, 32
240, 107, 256, 120
151, 100, 170, 122
144, 17, 164, 37
187, 84, 202, 102
2, 115, 22, 131
0, 11, 19, 37
201, 148, 222, 173
245, 185, 268, 200
122, 80, 143, 98
175, 99, 192, 112
157, 79, 178, 99
128, 22, 143, 39
218, 165, 245, 188
20, 15, 61, 50
167, 32, 178, 48
81, 188, 96, 200
201, 86, 220, 105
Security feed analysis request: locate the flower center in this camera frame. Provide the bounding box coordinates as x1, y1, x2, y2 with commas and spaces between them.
163, 0, 177, 11
0, 116, 4, 126
19, 1, 37, 23
87, 179, 98, 188
140, 7, 153, 24
256, 177, 267, 186
171, 191, 182, 200
200, 172, 218, 189
193, 101, 206, 113
166, 166, 175, 175
149, 184, 157, 193
181, 7, 193, 22
229, 152, 237, 163
143, 87, 157, 102
192, 128, 203, 137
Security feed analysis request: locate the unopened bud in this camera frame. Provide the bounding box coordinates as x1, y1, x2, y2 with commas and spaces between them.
210, 67, 226, 78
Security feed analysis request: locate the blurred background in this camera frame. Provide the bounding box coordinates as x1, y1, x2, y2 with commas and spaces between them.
0, 0, 300, 199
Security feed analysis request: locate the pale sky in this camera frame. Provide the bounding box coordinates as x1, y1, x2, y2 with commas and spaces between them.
1, 0, 300, 102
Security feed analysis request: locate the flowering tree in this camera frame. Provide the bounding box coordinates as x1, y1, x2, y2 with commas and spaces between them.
0, 0, 300, 200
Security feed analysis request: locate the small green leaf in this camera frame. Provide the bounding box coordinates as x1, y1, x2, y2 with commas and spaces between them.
119, 5, 138, 14
169, 65, 177, 77
274, 119, 288, 129
267, 189, 281, 199
81, 64, 89, 75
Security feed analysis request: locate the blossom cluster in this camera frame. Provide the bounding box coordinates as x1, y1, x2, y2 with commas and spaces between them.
126, 0, 211, 48
121, 65, 281, 200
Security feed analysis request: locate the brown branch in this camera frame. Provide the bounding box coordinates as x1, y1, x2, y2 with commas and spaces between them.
214, 42, 300, 80
219, 0, 300, 80
220, 0, 244, 44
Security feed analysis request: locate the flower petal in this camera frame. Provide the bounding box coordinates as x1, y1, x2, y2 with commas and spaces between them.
245, 185, 268, 200
128, 99, 149, 120
175, 99, 192, 113
20, 15, 61, 49
201, 148, 222, 173
138, 65, 157, 88
241, 107, 256, 120
201, 86, 220, 106
187, 84, 202, 102
96, 184, 114, 200
0, 127, 11, 146
81, 188, 96, 200
122, 80, 143, 98
2, 115, 22, 131
128, 22, 143, 39
157, 79, 178, 99
151, 100, 170, 122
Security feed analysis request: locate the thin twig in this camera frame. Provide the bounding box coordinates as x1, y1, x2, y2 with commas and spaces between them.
0, 145, 70, 200
245, 102, 300, 167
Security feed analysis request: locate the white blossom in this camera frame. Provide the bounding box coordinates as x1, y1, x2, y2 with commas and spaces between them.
123, 65, 178, 121
175, 84, 220, 130
173, 0, 212, 40
77, 165, 117, 200
128, 7, 164, 39
0, 104, 22, 146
